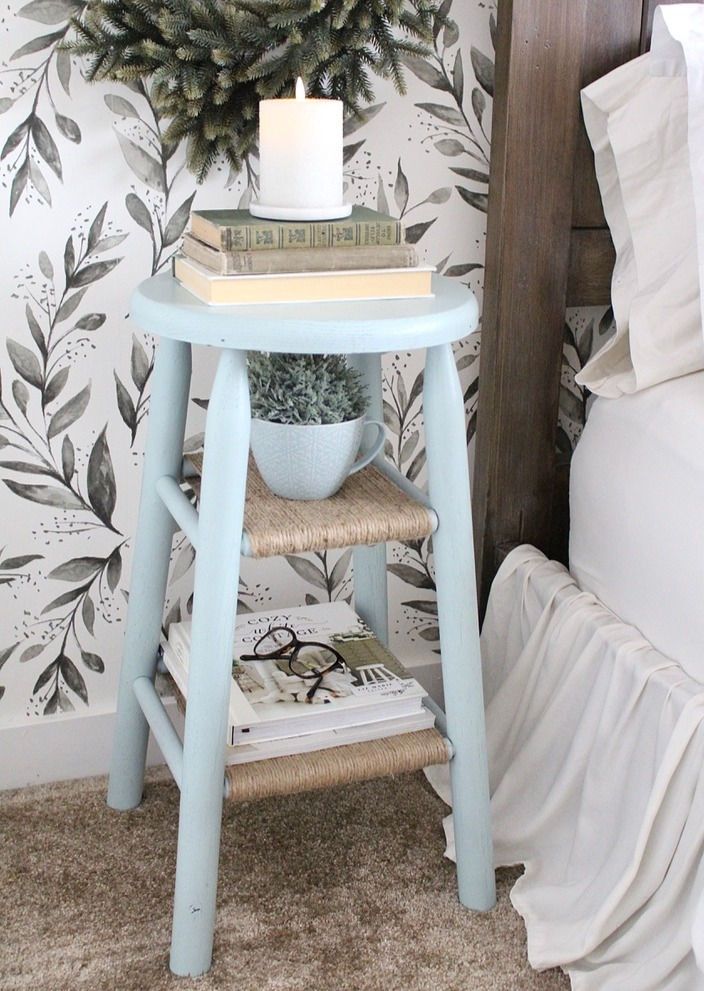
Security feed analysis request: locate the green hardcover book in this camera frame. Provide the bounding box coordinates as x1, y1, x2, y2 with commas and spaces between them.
190, 206, 403, 252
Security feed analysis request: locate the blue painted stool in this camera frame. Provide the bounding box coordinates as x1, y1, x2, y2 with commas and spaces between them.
108, 272, 495, 977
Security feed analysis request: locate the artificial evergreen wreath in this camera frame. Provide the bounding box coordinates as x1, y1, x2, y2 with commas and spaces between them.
68, 0, 440, 181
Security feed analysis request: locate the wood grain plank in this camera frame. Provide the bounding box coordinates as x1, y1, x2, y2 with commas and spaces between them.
473, 0, 588, 613
572, 0, 642, 228
566, 228, 615, 306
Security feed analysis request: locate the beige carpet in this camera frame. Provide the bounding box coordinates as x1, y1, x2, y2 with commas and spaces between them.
1, 769, 569, 991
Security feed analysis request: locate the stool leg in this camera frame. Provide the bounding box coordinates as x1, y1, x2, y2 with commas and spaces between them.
108, 337, 192, 811
170, 349, 250, 977
349, 353, 389, 644
424, 342, 496, 911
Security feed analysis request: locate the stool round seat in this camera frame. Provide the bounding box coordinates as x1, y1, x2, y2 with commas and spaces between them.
130, 272, 477, 352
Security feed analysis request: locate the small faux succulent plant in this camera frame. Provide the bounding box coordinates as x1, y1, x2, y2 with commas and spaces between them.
247, 353, 368, 425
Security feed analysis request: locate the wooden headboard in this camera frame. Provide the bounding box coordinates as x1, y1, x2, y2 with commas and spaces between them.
473, 0, 688, 614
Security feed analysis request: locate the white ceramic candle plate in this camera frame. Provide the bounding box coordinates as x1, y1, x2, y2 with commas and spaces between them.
249, 201, 353, 221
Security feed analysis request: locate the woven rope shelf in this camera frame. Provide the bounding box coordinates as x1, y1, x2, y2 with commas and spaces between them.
186, 451, 435, 558
167, 679, 447, 803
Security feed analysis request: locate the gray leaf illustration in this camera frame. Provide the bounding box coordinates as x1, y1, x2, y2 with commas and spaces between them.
0, 644, 18, 672
61, 434, 74, 482
7, 339, 43, 389
44, 367, 69, 405
455, 187, 488, 212
47, 383, 90, 439
48, 556, 103, 581
116, 132, 164, 192
114, 373, 136, 431
55, 113, 80, 144
60, 655, 88, 704
418, 625, 440, 641
38, 250, 53, 279
402, 599, 437, 616
56, 48, 71, 95
446, 263, 482, 278
376, 173, 390, 215
55, 288, 86, 323
125, 192, 154, 240
416, 102, 465, 127
163, 191, 197, 247
11, 29, 63, 60
343, 141, 364, 164
104, 94, 140, 119
130, 335, 150, 390
87, 202, 107, 252
404, 218, 436, 244
81, 650, 104, 673
0, 554, 42, 570
75, 313, 105, 331
471, 86, 486, 124
31, 116, 62, 179
10, 160, 29, 216
7, 338, 44, 389
42, 585, 88, 614
29, 160, 51, 205
343, 103, 384, 137
106, 546, 122, 591
329, 548, 353, 591
452, 50, 464, 103
12, 380, 29, 415
21, 643, 44, 663
435, 138, 464, 157
470, 46, 494, 97
69, 258, 121, 289
394, 159, 409, 215
284, 555, 327, 590
87, 426, 116, 527
2, 121, 29, 160
450, 166, 490, 183
387, 563, 434, 589
18, 0, 74, 23
82, 594, 95, 635
4, 480, 83, 510
443, 18, 459, 47
33, 659, 58, 695
401, 55, 451, 92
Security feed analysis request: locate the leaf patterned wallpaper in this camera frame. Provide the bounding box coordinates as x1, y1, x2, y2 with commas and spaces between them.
0, 0, 600, 731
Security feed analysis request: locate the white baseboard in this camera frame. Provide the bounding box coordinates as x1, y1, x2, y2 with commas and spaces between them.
0, 701, 177, 791
1, 660, 445, 791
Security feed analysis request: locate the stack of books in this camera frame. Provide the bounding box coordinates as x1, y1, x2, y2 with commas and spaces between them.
172, 206, 434, 304
161, 601, 435, 764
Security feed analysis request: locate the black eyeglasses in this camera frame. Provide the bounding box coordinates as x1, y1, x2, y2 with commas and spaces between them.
239, 626, 348, 701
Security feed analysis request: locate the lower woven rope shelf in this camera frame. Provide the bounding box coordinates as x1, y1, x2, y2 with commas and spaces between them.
167, 679, 449, 803
186, 451, 435, 557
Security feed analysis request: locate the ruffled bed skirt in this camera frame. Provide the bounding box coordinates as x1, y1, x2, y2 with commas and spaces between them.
426, 546, 704, 990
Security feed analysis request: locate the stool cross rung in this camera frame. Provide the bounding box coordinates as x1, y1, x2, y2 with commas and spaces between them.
156, 475, 200, 548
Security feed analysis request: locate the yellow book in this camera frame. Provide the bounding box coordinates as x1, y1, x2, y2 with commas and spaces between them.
173, 255, 434, 305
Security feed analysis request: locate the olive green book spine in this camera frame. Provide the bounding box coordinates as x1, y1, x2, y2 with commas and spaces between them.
190, 207, 403, 251
182, 233, 417, 275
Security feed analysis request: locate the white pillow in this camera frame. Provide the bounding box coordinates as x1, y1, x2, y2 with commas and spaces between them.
577, 7, 704, 398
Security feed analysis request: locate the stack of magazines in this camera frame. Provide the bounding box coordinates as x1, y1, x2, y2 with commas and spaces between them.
161, 601, 434, 764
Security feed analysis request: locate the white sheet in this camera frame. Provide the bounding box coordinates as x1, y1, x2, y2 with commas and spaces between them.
426, 546, 704, 990
569, 370, 704, 682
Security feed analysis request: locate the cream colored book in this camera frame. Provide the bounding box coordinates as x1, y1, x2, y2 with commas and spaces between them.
173, 254, 434, 305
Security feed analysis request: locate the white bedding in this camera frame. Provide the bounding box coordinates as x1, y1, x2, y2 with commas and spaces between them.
427, 546, 704, 990
570, 370, 704, 681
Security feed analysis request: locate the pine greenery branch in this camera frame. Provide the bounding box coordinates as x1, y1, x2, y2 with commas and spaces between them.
66, 0, 440, 181
248, 353, 368, 426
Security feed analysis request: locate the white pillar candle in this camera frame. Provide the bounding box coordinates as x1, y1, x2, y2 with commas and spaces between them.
255, 78, 346, 217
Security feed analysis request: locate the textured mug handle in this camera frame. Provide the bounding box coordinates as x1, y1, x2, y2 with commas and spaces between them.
349, 419, 386, 475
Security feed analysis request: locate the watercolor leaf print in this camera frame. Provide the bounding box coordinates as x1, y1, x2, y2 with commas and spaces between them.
104, 81, 196, 275
2, 0, 87, 214
286, 550, 353, 606
0, 206, 125, 710
114, 334, 154, 446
